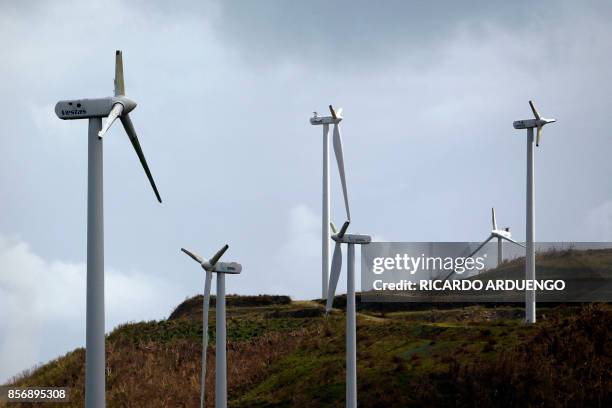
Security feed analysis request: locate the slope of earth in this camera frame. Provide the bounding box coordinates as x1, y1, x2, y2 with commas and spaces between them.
3, 296, 610, 407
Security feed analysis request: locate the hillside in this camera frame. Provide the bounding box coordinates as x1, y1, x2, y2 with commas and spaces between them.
3, 292, 610, 407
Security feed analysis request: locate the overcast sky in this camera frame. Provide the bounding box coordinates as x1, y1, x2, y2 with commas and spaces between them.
2, 0, 612, 382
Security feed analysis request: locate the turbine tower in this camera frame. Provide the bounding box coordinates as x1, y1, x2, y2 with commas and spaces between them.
326, 221, 371, 408
310, 105, 350, 300
443, 208, 524, 281
513, 100, 556, 324
55, 51, 161, 407
181, 246, 242, 408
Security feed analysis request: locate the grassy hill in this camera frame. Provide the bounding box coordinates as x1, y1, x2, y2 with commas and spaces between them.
4, 296, 610, 407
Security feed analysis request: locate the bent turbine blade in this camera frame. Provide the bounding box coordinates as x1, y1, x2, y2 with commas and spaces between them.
209, 244, 229, 266
120, 113, 162, 203
333, 124, 351, 221
115, 50, 125, 96
182, 248, 206, 265
98, 103, 124, 138
326, 242, 343, 312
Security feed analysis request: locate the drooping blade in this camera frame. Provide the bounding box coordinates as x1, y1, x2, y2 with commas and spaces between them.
443, 235, 493, 281
536, 126, 542, 147
491, 207, 497, 230
209, 244, 229, 266
332, 124, 351, 221
200, 270, 213, 408
502, 236, 526, 248
115, 50, 125, 96
326, 242, 343, 312
467, 235, 495, 259
529, 100, 540, 120
98, 103, 124, 138
181, 248, 206, 265
120, 113, 162, 203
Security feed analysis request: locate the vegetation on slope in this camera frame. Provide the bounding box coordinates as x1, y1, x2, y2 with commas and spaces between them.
4, 295, 610, 407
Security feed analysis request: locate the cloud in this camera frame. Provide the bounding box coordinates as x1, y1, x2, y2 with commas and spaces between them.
583, 201, 612, 241
0, 234, 181, 383
202, 0, 612, 71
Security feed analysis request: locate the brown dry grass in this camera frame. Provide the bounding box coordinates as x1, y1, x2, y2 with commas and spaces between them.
4, 327, 318, 408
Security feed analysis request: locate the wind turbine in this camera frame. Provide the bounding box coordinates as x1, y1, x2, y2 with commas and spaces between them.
310, 105, 350, 300
55, 50, 161, 408
326, 221, 371, 408
443, 208, 524, 281
513, 100, 556, 324
181, 245, 242, 408
321, 104, 368, 408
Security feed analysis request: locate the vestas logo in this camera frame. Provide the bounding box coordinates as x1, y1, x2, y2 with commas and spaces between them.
61, 109, 87, 116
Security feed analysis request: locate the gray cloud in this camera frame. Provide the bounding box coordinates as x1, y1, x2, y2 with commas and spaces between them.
203, 0, 612, 70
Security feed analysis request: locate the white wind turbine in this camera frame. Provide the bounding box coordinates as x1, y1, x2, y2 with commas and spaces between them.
55, 50, 161, 408
310, 105, 351, 300
326, 221, 371, 408
513, 100, 556, 324
181, 245, 242, 408
322, 104, 369, 408
443, 208, 524, 281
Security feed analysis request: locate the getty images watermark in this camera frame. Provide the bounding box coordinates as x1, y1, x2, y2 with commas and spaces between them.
361, 242, 612, 302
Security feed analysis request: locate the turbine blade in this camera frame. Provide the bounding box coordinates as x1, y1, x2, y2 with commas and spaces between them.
444, 235, 494, 281
115, 50, 125, 96
491, 207, 497, 230
181, 248, 206, 265
326, 242, 343, 312
98, 103, 124, 138
209, 244, 229, 266
336, 107, 343, 118
503, 236, 526, 248
333, 123, 351, 221
330, 222, 338, 234
536, 126, 542, 147
529, 100, 540, 120
467, 235, 495, 259
329, 104, 337, 119
120, 113, 162, 203
338, 220, 350, 238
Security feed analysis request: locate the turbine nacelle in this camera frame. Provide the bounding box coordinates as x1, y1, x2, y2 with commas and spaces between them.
309, 105, 343, 126
492, 228, 512, 240
330, 221, 370, 243
55, 96, 137, 120
512, 118, 555, 129
181, 246, 242, 275
513, 100, 556, 146
202, 261, 242, 274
